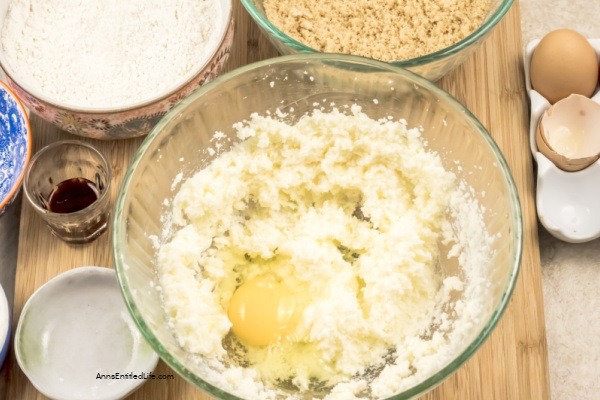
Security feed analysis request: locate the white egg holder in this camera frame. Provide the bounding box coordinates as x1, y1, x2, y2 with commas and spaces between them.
524, 38, 600, 243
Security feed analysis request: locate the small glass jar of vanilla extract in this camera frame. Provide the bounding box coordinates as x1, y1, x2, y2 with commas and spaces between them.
24, 140, 111, 244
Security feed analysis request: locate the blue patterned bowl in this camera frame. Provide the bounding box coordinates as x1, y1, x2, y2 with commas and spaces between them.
0, 81, 31, 217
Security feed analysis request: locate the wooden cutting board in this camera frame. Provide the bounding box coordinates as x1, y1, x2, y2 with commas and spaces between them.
3, 1, 550, 399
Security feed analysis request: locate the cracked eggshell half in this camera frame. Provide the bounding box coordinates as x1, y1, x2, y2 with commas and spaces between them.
536, 94, 600, 172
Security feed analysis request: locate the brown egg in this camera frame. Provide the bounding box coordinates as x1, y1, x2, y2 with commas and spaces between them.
530, 29, 598, 104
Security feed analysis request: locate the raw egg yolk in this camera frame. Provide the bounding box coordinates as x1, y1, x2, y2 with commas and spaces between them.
227, 275, 298, 347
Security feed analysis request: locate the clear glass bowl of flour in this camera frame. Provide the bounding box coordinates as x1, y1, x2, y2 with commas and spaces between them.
241, 0, 513, 81
113, 54, 522, 399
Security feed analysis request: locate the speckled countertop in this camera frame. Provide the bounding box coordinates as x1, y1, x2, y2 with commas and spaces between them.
520, 1, 600, 399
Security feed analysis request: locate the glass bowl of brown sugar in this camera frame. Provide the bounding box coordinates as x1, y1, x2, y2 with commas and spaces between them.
242, 0, 513, 81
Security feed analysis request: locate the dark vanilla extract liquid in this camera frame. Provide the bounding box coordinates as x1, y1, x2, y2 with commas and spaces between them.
47, 177, 99, 213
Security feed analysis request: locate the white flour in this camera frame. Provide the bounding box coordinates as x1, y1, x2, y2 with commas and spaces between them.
1, 0, 221, 108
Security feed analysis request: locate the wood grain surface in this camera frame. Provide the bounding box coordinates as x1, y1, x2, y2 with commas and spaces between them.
3, 1, 550, 399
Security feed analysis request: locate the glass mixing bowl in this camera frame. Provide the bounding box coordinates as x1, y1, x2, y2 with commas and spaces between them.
241, 0, 513, 81
114, 54, 522, 399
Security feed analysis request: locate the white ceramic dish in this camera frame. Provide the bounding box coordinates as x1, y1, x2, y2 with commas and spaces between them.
15, 267, 159, 400
524, 38, 600, 243
0, 283, 9, 368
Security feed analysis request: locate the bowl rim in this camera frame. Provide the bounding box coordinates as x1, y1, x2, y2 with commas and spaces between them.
0, 80, 31, 211
240, 0, 514, 69
113, 53, 523, 400
0, 282, 9, 363
0, 0, 233, 114
14, 266, 160, 400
